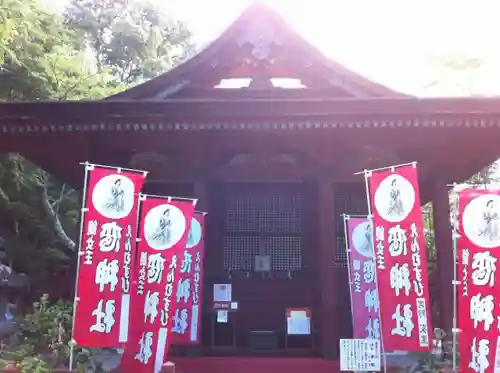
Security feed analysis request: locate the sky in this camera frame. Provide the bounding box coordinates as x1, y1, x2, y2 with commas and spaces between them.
51, 0, 500, 96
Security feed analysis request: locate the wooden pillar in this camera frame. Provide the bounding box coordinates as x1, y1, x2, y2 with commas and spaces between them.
432, 182, 454, 333
193, 179, 207, 211
318, 177, 337, 359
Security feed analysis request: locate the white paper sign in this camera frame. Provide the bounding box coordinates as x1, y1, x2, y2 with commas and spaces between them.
213, 283, 232, 302
216, 310, 228, 323
254, 255, 271, 271
286, 310, 311, 335
340, 339, 381, 372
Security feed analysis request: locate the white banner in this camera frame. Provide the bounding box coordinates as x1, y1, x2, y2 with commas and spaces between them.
340, 339, 381, 372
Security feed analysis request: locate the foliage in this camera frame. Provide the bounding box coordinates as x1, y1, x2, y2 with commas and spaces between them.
0, 294, 119, 372
65, 0, 194, 85
0, 154, 78, 293
425, 52, 486, 96
0, 0, 193, 365
0, 0, 120, 101
0, 294, 72, 372
0, 0, 193, 298
468, 161, 499, 185
1, 0, 194, 101
396, 329, 453, 373
0, 0, 63, 67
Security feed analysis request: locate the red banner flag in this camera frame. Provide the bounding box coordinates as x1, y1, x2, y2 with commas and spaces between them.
121, 195, 196, 373
345, 216, 380, 340
171, 212, 206, 345
458, 188, 500, 373
367, 164, 432, 351
73, 164, 147, 347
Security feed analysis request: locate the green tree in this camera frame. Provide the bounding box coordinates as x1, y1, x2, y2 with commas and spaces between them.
63, 0, 128, 72
0, 0, 118, 291
424, 52, 484, 96
0, 154, 78, 291
0, 0, 122, 101
65, 0, 194, 85
0, 0, 193, 297
468, 161, 499, 184
0, 0, 51, 66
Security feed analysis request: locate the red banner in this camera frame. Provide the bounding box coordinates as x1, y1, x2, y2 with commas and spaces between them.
458, 188, 500, 373
345, 216, 380, 340
171, 212, 206, 345
73, 164, 147, 347
368, 164, 432, 351
121, 196, 196, 373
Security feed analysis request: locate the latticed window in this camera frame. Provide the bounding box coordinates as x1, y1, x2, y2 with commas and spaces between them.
223, 185, 302, 273
334, 183, 368, 266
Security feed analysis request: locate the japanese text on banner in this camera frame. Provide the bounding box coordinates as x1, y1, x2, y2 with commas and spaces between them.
171, 213, 205, 345
120, 196, 196, 373
73, 166, 146, 347
346, 217, 380, 340
458, 188, 500, 373
367, 164, 432, 352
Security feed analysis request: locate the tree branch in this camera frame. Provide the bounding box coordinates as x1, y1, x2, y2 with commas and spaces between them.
51, 184, 75, 212
40, 182, 76, 252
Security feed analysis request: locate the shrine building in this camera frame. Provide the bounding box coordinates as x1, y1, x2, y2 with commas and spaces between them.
0, 3, 498, 373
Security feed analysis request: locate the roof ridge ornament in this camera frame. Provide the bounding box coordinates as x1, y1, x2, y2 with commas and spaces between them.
237, 18, 283, 61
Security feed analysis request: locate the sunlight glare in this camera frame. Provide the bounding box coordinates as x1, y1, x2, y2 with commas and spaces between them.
47, 0, 500, 96
168, 0, 500, 96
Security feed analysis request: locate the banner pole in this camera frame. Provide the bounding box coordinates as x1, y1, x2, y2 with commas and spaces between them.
451, 187, 459, 372
69, 162, 93, 371
340, 213, 369, 218
363, 170, 388, 373
78, 162, 148, 176
354, 161, 417, 176
141, 193, 198, 205
342, 214, 356, 333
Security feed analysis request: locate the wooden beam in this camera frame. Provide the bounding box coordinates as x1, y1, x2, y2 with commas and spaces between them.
5, 97, 500, 123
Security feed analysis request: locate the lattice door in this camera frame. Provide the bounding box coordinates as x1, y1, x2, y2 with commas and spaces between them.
223, 184, 302, 274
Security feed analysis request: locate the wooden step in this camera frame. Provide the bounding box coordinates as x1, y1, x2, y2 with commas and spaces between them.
170, 357, 340, 373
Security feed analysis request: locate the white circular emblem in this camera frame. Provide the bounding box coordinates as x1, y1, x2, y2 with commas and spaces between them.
92, 174, 135, 219
144, 204, 187, 251
463, 194, 500, 249
374, 174, 415, 223
351, 221, 374, 258
186, 218, 202, 249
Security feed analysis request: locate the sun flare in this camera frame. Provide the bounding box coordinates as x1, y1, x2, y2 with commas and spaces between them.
167, 0, 500, 96
48, 0, 500, 96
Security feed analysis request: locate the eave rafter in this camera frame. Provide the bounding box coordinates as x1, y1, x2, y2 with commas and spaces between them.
5, 96, 500, 126
1, 116, 500, 134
